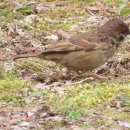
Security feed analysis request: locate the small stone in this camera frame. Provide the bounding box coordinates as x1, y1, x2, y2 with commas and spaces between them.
118, 121, 130, 128
27, 111, 35, 117
44, 34, 59, 41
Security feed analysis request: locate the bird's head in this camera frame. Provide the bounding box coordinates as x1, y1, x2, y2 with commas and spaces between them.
99, 19, 130, 41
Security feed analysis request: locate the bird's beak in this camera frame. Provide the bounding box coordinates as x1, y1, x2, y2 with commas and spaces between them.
128, 29, 130, 34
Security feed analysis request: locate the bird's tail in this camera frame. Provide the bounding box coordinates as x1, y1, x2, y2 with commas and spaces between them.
12, 52, 41, 60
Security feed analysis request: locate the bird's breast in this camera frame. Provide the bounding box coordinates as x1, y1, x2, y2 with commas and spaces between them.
61, 50, 107, 71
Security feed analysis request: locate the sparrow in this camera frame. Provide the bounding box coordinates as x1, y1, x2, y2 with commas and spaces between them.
13, 19, 130, 71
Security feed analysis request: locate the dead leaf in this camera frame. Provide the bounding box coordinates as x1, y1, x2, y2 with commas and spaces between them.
36, 105, 54, 118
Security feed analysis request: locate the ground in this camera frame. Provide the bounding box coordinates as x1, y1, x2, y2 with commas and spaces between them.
0, 0, 130, 130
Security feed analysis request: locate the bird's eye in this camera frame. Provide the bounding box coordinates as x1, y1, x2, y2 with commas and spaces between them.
122, 25, 129, 34
118, 34, 125, 41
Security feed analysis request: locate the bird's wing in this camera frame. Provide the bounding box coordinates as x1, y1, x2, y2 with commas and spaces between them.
42, 31, 108, 54
42, 42, 83, 53
70, 31, 109, 50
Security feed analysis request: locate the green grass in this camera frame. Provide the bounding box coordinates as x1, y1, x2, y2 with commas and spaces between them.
0, 62, 28, 105
0, 72, 25, 103
49, 82, 130, 118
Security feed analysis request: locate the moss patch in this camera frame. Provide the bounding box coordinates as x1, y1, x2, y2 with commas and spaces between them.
0, 73, 26, 103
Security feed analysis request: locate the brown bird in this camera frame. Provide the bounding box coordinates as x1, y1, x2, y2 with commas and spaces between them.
13, 19, 130, 72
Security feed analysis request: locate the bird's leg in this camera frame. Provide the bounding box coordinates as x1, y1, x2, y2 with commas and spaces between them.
87, 71, 108, 80
65, 72, 93, 85
94, 63, 111, 76
66, 71, 109, 85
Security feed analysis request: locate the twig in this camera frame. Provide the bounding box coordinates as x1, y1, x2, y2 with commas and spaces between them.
65, 77, 94, 86
86, 8, 95, 16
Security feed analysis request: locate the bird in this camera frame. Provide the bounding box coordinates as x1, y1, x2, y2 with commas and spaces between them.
13, 19, 130, 72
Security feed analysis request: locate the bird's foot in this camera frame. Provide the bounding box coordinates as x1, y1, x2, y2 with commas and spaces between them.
87, 73, 108, 80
